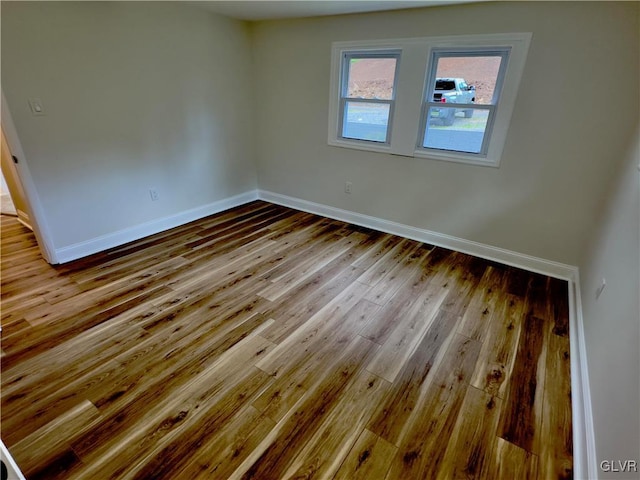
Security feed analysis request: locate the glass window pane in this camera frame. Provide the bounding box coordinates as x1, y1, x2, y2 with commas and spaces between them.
342, 101, 390, 142
431, 55, 503, 105
423, 107, 490, 154
347, 57, 397, 100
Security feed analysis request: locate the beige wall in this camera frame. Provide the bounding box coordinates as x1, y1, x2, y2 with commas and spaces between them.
580, 130, 640, 479
1, 1, 256, 249
251, 1, 638, 266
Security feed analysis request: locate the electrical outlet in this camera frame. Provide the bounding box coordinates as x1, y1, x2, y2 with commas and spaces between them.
345, 181, 353, 194
149, 189, 159, 201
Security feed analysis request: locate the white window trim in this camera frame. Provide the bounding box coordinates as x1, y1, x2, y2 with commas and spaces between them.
418, 48, 510, 159
328, 41, 410, 155
338, 50, 401, 146
328, 33, 532, 167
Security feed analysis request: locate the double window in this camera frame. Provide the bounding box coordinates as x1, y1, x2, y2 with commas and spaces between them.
328, 34, 532, 167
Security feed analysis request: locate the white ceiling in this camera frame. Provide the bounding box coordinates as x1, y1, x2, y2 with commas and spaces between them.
188, 0, 484, 21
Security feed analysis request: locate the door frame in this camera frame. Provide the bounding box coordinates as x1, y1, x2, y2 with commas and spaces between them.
2, 127, 30, 224
1, 90, 58, 264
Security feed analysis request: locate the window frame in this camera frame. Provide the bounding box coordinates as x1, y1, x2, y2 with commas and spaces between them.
338, 51, 401, 145
417, 48, 511, 158
328, 33, 532, 167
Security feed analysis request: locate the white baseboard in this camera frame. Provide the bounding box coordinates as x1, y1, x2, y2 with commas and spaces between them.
258, 190, 576, 280
55, 190, 258, 263
55, 188, 577, 276
569, 272, 598, 480
1, 440, 26, 480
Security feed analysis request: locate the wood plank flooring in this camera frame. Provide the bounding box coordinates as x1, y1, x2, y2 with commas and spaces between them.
0, 201, 573, 479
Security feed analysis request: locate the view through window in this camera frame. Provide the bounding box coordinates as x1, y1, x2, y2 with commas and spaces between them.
340, 54, 399, 143
422, 53, 507, 154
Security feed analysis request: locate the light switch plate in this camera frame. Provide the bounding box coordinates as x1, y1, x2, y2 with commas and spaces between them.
28, 98, 45, 116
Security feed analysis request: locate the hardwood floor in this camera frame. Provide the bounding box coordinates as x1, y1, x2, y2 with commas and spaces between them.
0, 202, 573, 479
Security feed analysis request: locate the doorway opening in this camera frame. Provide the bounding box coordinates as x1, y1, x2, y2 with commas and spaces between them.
0, 128, 32, 230
1, 168, 18, 217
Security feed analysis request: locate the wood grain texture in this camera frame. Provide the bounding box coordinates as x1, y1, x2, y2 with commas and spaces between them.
497, 313, 548, 455
0, 203, 572, 479
436, 385, 502, 480
334, 429, 398, 480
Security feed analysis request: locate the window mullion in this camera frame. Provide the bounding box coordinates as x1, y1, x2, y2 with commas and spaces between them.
479, 106, 497, 155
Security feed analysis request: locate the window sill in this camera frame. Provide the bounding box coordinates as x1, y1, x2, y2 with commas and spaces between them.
327, 138, 500, 168
328, 138, 392, 155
